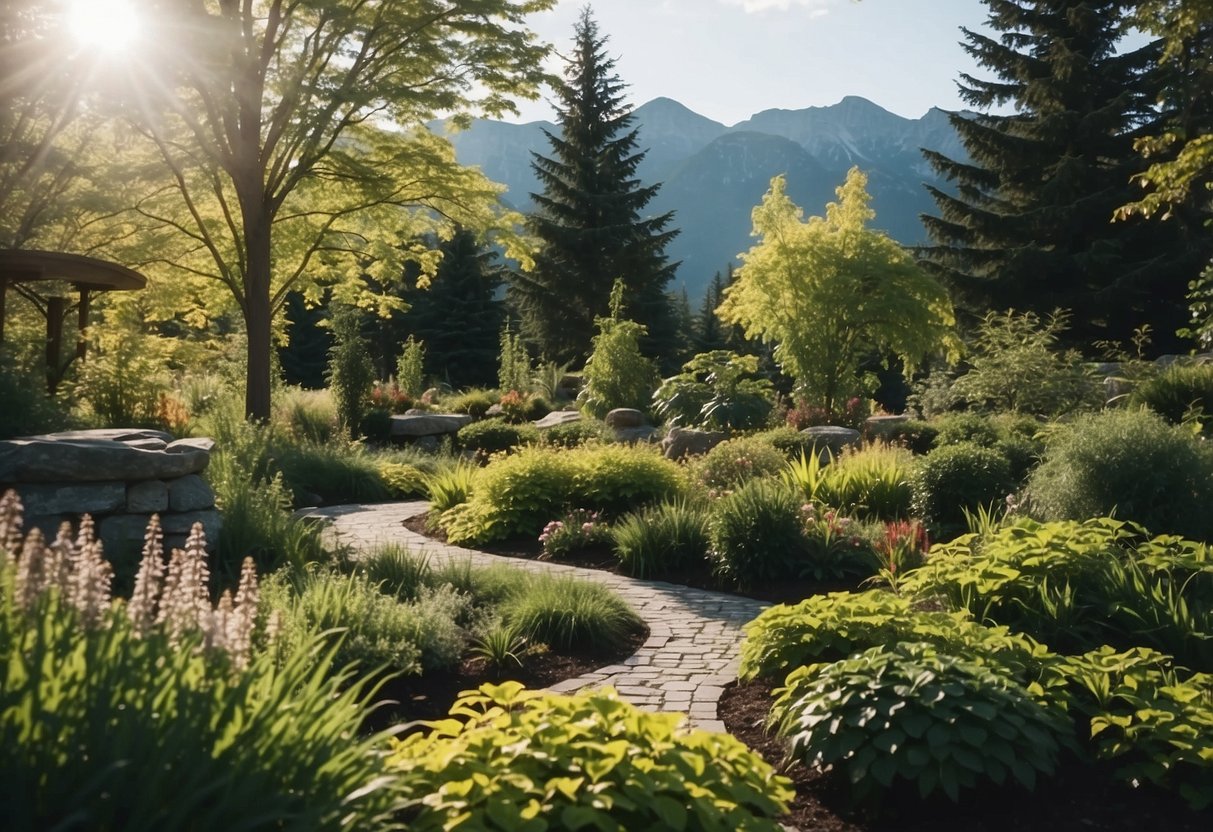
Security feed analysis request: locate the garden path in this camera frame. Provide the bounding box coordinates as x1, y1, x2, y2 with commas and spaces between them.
311, 501, 768, 732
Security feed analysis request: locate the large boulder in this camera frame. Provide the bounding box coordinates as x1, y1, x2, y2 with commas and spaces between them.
801, 426, 861, 456
0, 438, 210, 483
661, 426, 728, 459
605, 408, 646, 429
18, 482, 127, 516
533, 410, 583, 429
23, 428, 174, 444
863, 414, 910, 441
389, 413, 473, 438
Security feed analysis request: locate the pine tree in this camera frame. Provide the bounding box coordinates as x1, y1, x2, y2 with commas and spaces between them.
398, 229, 505, 389
919, 0, 1211, 353
510, 7, 680, 368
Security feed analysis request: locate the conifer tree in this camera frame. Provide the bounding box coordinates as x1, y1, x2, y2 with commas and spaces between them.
510, 7, 679, 367
919, 0, 1211, 352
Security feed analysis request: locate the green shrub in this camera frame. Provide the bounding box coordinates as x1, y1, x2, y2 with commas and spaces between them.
0, 363, 71, 439
275, 439, 391, 505
873, 417, 938, 455
389, 682, 793, 831
771, 642, 1074, 801
444, 388, 496, 419
455, 418, 539, 456
1129, 362, 1213, 429
424, 459, 478, 513
326, 306, 376, 436
694, 435, 789, 490
613, 499, 711, 579
652, 350, 775, 431
709, 479, 807, 588
578, 281, 659, 419
739, 590, 1051, 683
1048, 646, 1213, 810
378, 462, 429, 498
933, 412, 1002, 448
274, 386, 338, 443
820, 442, 914, 521
1027, 408, 1213, 540
263, 571, 468, 675
498, 326, 531, 394
911, 442, 1015, 536
900, 517, 1213, 666
750, 425, 818, 460
357, 544, 432, 599
539, 417, 611, 448
0, 579, 396, 830
396, 336, 426, 397
501, 574, 641, 652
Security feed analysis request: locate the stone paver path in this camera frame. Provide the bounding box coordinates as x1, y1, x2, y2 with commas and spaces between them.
309, 501, 768, 732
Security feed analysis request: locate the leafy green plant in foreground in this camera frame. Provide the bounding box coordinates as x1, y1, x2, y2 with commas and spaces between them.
771, 642, 1074, 802
388, 682, 793, 831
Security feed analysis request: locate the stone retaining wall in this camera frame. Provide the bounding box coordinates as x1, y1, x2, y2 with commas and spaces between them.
0, 429, 219, 556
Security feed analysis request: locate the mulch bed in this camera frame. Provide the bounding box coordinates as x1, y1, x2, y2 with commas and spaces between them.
364, 627, 647, 733
401, 512, 853, 604
719, 677, 1213, 832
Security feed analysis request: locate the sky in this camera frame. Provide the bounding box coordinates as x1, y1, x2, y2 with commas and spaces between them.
509, 0, 1000, 125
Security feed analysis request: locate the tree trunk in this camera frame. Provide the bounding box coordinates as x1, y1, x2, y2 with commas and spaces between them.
243, 213, 274, 422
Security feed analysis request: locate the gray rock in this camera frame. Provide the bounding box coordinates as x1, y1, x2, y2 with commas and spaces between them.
23, 428, 175, 444
1105, 376, 1136, 405
126, 480, 169, 513
484, 404, 504, 418
22, 514, 73, 541
389, 413, 473, 437
801, 426, 861, 456
0, 439, 210, 483
404, 408, 429, 416
605, 408, 646, 428
125, 438, 168, 451
168, 474, 216, 512
661, 426, 728, 459
15, 482, 127, 516
165, 437, 216, 454
160, 510, 223, 542
411, 435, 441, 453
614, 425, 659, 444
533, 410, 583, 429
99, 514, 156, 557
863, 414, 910, 440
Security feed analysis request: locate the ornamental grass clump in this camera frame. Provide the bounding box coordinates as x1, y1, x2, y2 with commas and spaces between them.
770, 642, 1075, 802
501, 574, 642, 653
389, 682, 793, 831
0, 491, 396, 831
612, 498, 711, 579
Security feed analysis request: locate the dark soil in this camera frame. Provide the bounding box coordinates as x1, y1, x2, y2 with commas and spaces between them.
364, 626, 647, 733
719, 677, 1213, 832
402, 512, 854, 604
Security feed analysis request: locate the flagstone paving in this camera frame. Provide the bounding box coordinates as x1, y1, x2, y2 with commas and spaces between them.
308, 501, 769, 732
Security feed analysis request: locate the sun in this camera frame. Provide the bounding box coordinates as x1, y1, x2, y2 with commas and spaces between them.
67, 0, 142, 52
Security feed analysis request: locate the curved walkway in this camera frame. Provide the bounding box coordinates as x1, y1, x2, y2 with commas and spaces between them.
308, 501, 769, 732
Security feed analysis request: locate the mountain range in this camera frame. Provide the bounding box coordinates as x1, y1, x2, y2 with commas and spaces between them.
432, 95, 969, 301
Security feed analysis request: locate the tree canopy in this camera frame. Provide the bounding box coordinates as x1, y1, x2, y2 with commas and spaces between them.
718, 168, 958, 414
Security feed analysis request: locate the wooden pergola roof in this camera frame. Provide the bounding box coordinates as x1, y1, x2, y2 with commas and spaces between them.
0, 249, 147, 291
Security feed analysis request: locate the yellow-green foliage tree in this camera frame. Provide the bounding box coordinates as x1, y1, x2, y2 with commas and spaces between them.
718, 168, 959, 414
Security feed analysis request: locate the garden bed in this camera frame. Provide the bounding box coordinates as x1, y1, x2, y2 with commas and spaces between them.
719, 678, 1212, 832
401, 511, 854, 604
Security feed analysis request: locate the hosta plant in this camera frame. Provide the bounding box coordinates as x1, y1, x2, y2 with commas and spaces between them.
738, 590, 1050, 683
770, 642, 1074, 801
388, 682, 793, 831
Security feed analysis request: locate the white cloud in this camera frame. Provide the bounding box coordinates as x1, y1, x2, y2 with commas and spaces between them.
720, 0, 834, 15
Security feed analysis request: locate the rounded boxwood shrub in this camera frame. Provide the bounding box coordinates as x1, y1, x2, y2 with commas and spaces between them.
455, 419, 539, 456
933, 412, 1002, 448
911, 442, 1015, 535
1026, 408, 1213, 539
444, 389, 496, 418
1129, 363, 1213, 427
389, 683, 793, 831
750, 426, 818, 461
771, 642, 1074, 802
540, 418, 611, 448
709, 479, 807, 588
880, 418, 939, 455
695, 435, 789, 490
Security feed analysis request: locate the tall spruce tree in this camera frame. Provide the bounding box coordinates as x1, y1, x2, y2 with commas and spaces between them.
919, 0, 1211, 353
510, 7, 680, 368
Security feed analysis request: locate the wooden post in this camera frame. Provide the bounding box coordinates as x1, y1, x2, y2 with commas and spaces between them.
75, 288, 91, 363
46, 295, 65, 394
0, 277, 7, 345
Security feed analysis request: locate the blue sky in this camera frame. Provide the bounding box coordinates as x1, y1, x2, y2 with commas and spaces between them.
510, 0, 999, 124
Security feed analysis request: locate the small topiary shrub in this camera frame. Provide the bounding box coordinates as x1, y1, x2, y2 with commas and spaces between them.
1129, 362, 1213, 429
539, 418, 611, 448
911, 442, 1015, 536
770, 642, 1074, 802
709, 479, 807, 588
455, 418, 539, 456
389, 682, 793, 831
739, 590, 1051, 683
613, 499, 711, 579
932, 412, 1002, 448
694, 435, 789, 490
750, 425, 818, 460
1026, 408, 1213, 540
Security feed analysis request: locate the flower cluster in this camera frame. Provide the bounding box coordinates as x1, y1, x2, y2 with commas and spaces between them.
368, 380, 412, 412
498, 389, 532, 423
538, 509, 610, 558
0, 489, 269, 669
870, 519, 931, 589
787, 396, 870, 430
